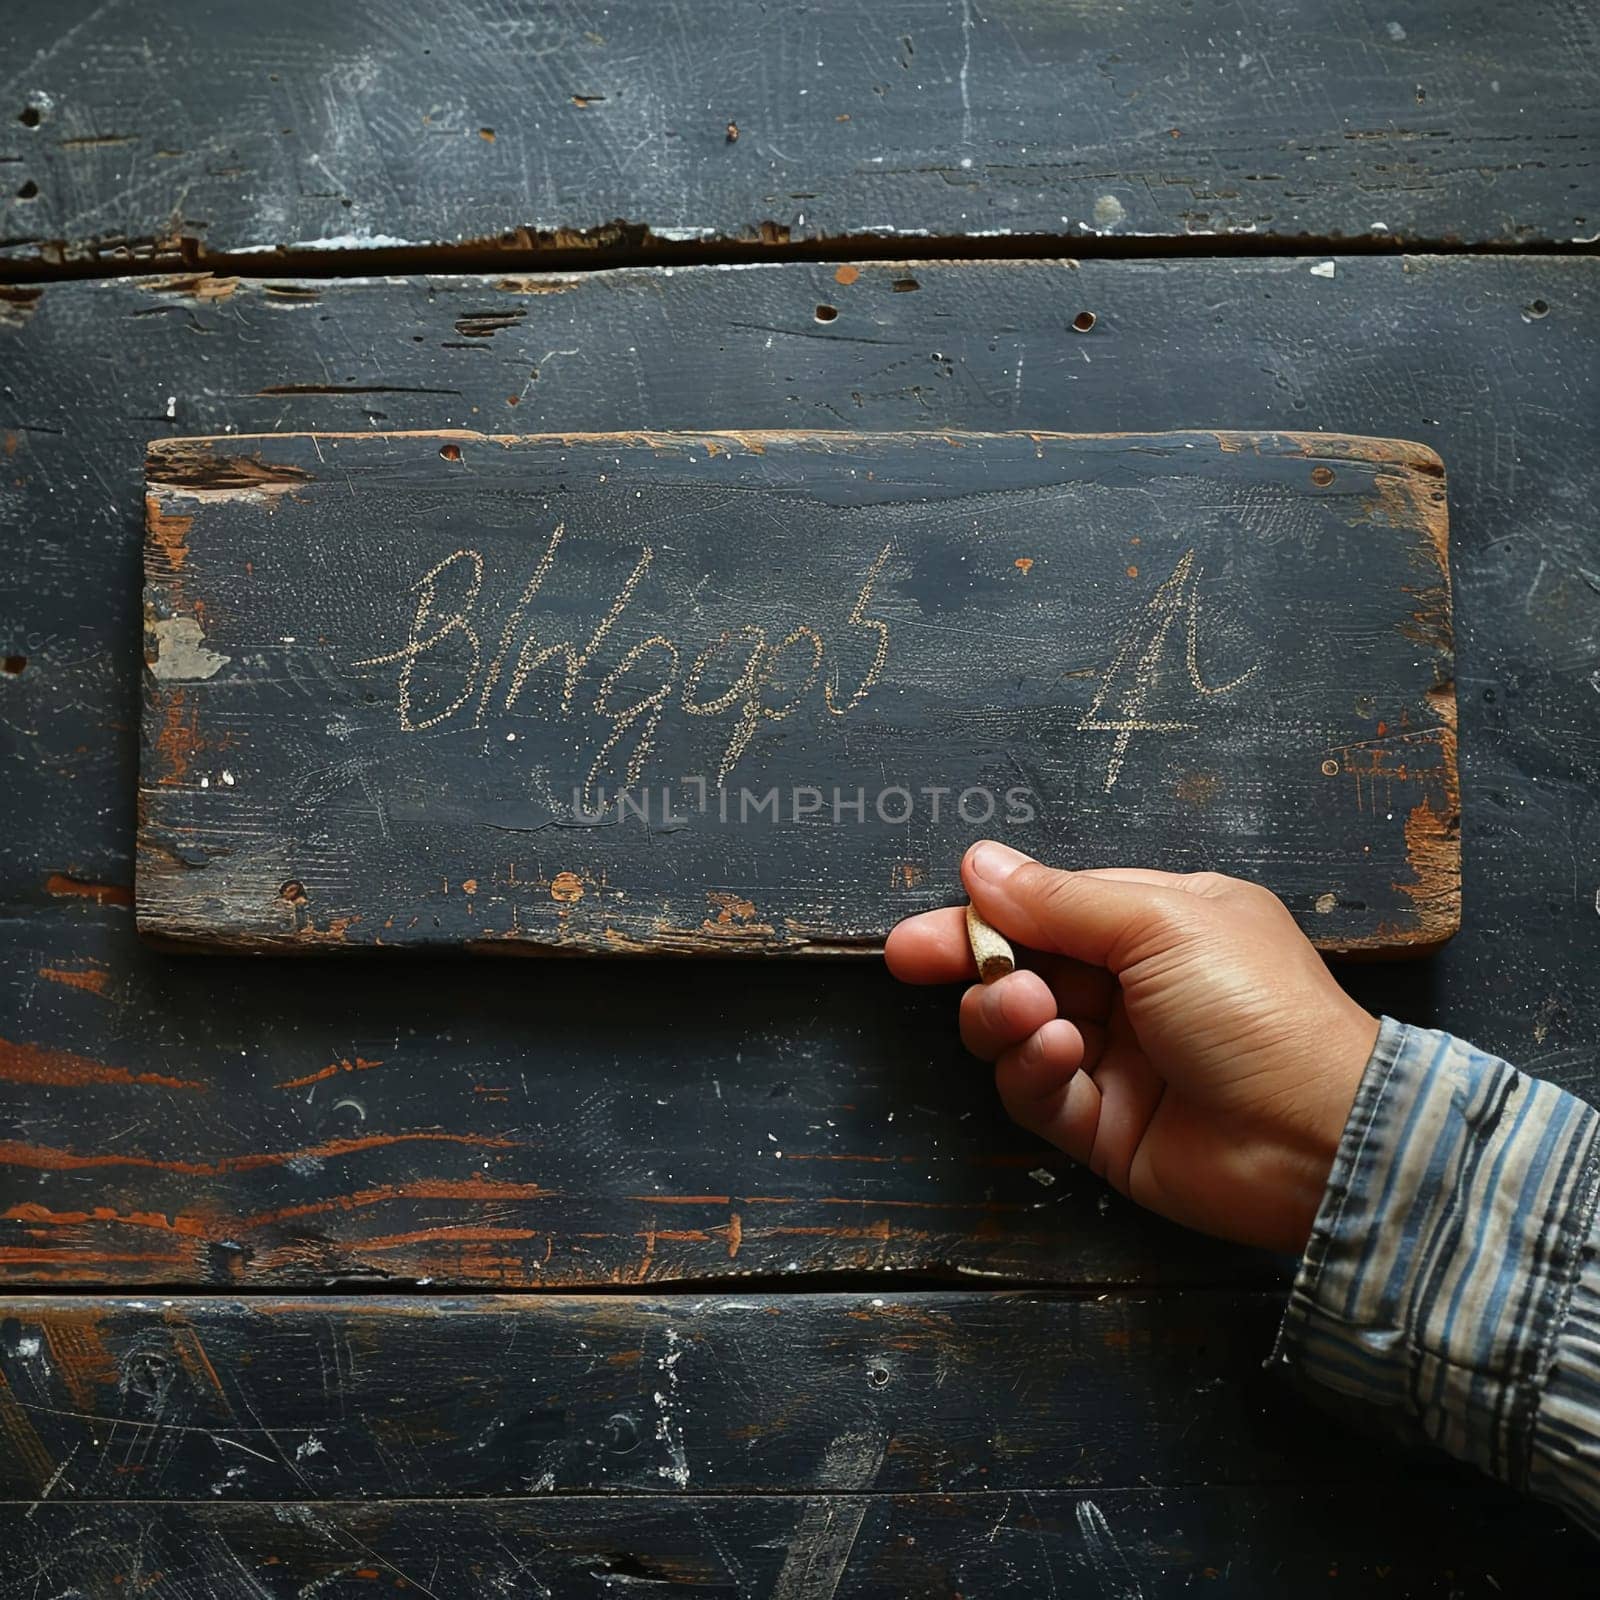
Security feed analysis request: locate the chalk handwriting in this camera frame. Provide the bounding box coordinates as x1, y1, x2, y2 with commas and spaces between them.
356, 533, 1252, 808
1079, 549, 1258, 791
351, 548, 484, 733
354, 527, 895, 807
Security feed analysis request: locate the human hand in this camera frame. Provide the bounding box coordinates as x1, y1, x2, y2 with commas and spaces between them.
885, 842, 1379, 1254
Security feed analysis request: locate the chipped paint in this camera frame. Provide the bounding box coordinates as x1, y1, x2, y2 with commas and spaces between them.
142, 272, 239, 302
43, 874, 133, 907
0, 1036, 206, 1092
148, 615, 230, 682
144, 495, 193, 571
36, 964, 110, 996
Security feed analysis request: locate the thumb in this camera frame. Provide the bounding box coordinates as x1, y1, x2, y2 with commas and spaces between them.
962, 841, 1189, 972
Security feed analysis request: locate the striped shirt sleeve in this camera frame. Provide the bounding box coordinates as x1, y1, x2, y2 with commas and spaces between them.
1275, 1015, 1600, 1536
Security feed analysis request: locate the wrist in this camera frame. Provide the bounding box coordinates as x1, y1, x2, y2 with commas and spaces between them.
1283, 1005, 1381, 1252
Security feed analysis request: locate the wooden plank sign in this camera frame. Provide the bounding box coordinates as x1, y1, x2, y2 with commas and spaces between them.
138, 430, 1456, 955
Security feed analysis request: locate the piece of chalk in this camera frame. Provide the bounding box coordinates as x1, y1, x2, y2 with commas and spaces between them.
965, 904, 1015, 983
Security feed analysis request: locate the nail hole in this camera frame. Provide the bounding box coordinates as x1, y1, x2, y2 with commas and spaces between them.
1321, 759, 1339, 776
279, 879, 306, 903
1071, 310, 1096, 332
891, 276, 920, 292
18, 106, 40, 128
867, 1366, 890, 1387
16, 180, 37, 200
1310, 465, 1335, 487
2, 655, 25, 675
1525, 299, 1550, 319
814, 304, 838, 323
439, 442, 462, 461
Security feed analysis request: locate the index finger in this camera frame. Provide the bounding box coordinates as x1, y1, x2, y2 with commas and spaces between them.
884, 907, 976, 984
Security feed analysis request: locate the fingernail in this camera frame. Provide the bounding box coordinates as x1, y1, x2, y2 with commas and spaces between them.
967, 840, 1031, 885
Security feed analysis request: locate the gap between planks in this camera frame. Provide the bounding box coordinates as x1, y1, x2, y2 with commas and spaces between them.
0, 1277, 1288, 1301
3, 226, 1598, 286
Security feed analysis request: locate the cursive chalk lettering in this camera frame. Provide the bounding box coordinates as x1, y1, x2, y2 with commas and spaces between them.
351, 548, 483, 732
353, 525, 895, 803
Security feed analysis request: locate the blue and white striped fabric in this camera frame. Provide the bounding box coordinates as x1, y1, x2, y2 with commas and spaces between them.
1276, 1016, 1600, 1537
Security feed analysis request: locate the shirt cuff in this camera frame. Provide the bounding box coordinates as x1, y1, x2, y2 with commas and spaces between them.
1275, 1015, 1600, 1505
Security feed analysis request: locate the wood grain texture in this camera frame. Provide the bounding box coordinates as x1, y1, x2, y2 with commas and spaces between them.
0, 1292, 1446, 1500
136, 428, 1455, 956
0, 1491, 1581, 1595
1, 0, 1595, 266
2, 257, 1597, 1291
0, 900, 1263, 1290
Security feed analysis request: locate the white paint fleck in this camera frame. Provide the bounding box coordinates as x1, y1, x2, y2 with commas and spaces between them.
1092, 193, 1127, 231
653, 1330, 690, 1488
295, 1435, 325, 1460
149, 615, 230, 681
230, 233, 417, 254
1028, 1167, 1056, 1187
1310, 260, 1337, 279
221, 770, 235, 786
1386, 20, 1407, 40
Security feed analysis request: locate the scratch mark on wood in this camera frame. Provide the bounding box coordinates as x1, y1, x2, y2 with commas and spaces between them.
771, 1430, 885, 1600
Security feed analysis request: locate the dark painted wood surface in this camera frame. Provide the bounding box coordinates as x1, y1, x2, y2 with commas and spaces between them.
0, 899, 1268, 1291
3, 2, 1598, 1581
136, 428, 1455, 956
3, 258, 1597, 1289
0, 1292, 1444, 1500
2, 0, 1595, 266
0, 1491, 1581, 1596
0, 1294, 1579, 1592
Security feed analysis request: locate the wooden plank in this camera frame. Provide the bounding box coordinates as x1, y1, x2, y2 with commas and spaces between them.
0, 899, 1263, 1290
3, 258, 1599, 1291
2, 0, 1595, 265
135, 428, 1455, 957
0, 1292, 1437, 1500
0, 1491, 1579, 1593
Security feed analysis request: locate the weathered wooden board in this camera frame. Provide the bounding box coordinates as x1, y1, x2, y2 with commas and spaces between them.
2, 0, 1595, 265
0, 897, 1267, 1290
0, 1491, 1580, 1595
3, 258, 1598, 1295
0, 1292, 1445, 1500
137, 429, 1456, 956
0, 1290, 1577, 1581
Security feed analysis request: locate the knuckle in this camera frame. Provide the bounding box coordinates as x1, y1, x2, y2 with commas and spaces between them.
1019, 861, 1083, 916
